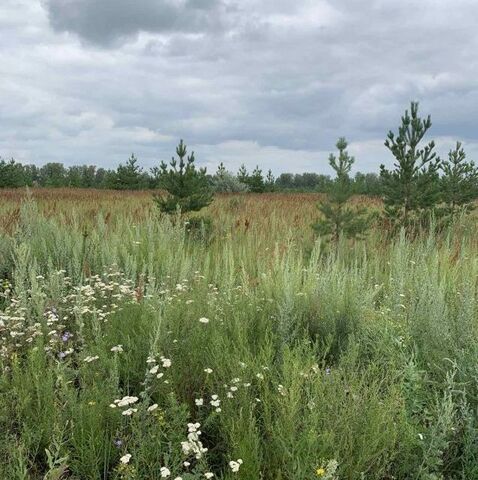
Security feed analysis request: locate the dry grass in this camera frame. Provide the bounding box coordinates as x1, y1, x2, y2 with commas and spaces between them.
0, 187, 381, 235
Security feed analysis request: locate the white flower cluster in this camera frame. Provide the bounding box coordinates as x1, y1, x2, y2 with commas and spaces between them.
181, 422, 208, 460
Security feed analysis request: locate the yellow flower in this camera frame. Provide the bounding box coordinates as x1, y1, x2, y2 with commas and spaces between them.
316, 467, 326, 477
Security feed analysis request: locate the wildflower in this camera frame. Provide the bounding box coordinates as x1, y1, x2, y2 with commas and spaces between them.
161, 357, 172, 368
256, 373, 264, 380
160, 466, 171, 477
111, 345, 123, 353
120, 453, 132, 464
204, 473, 214, 479
210, 395, 220, 407
149, 365, 160, 374
84, 355, 99, 363
122, 408, 138, 416
278, 384, 286, 396
204, 368, 213, 374
183, 461, 191, 467
61, 331, 72, 342
229, 459, 243, 473
157, 372, 164, 379
199, 317, 210, 324
115, 396, 139, 407
316, 467, 325, 476
188, 422, 201, 432
195, 398, 204, 406
148, 403, 159, 412
114, 438, 123, 448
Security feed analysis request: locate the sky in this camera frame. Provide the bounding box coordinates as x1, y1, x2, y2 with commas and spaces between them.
1, 0, 478, 175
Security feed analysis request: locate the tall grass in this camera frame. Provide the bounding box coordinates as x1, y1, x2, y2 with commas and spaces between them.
0, 189, 477, 479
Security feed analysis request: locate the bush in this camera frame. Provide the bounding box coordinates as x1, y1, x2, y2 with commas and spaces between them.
211, 172, 249, 193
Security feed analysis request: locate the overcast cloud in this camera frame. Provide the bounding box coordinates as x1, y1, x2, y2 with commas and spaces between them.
1, 0, 478, 174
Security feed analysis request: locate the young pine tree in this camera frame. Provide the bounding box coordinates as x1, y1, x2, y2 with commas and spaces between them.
313, 137, 371, 242
265, 169, 275, 192
237, 164, 249, 185
115, 154, 143, 190
380, 102, 441, 229
153, 140, 213, 214
216, 162, 227, 180
248, 166, 266, 193
440, 142, 478, 218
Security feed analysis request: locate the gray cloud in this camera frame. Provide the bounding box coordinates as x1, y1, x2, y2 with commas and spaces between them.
45, 0, 227, 46
1, 0, 478, 174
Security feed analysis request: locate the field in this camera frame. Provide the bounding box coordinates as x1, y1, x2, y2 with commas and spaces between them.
1, 188, 477, 480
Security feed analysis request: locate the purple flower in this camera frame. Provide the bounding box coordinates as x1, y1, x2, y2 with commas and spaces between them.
58, 351, 66, 359
325, 367, 331, 375
114, 438, 123, 448
61, 331, 72, 342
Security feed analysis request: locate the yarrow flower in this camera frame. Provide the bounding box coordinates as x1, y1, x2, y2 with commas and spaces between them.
199, 317, 210, 324
147, 403, 158, 412
111, 345, 123, 353
114, 396, 139, 407
84, 355, 99, 363
229, 459, 243, 473
122, 408, 138, 416
120, 453, 131, 464
161, 356, 172, 368
160, 466, 171, 478
204, 473, 214, 479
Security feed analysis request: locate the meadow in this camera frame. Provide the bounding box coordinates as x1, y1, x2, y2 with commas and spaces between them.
0, 188, 477, 480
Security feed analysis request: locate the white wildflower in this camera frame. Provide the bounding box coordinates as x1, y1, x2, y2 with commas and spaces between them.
122, 408, 138, 416
120, 453, 132, 464
161, 357, 172, 368
84, 355, 99, 363
229, 459, 243, 473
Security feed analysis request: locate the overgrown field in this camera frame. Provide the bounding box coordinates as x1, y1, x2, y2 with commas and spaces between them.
0, 189, 477, 479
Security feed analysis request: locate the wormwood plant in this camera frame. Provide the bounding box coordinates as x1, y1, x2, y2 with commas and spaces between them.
153, 140, 213, 215
313, 137, 371, 242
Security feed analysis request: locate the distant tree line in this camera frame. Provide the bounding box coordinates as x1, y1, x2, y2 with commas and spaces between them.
0, 155, 384, 195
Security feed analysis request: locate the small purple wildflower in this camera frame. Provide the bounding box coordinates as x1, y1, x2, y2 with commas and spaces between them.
58, 351, 66, 360
325, 367, 331, 375
114, 438, 123, 448
61, 331, 72, 342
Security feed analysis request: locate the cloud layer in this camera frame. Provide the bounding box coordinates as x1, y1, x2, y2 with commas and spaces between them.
1, 0, 478, 174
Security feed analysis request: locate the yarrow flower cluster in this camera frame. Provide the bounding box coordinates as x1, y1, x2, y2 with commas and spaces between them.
181, 422, 208, 460
229, 459, 243, 473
